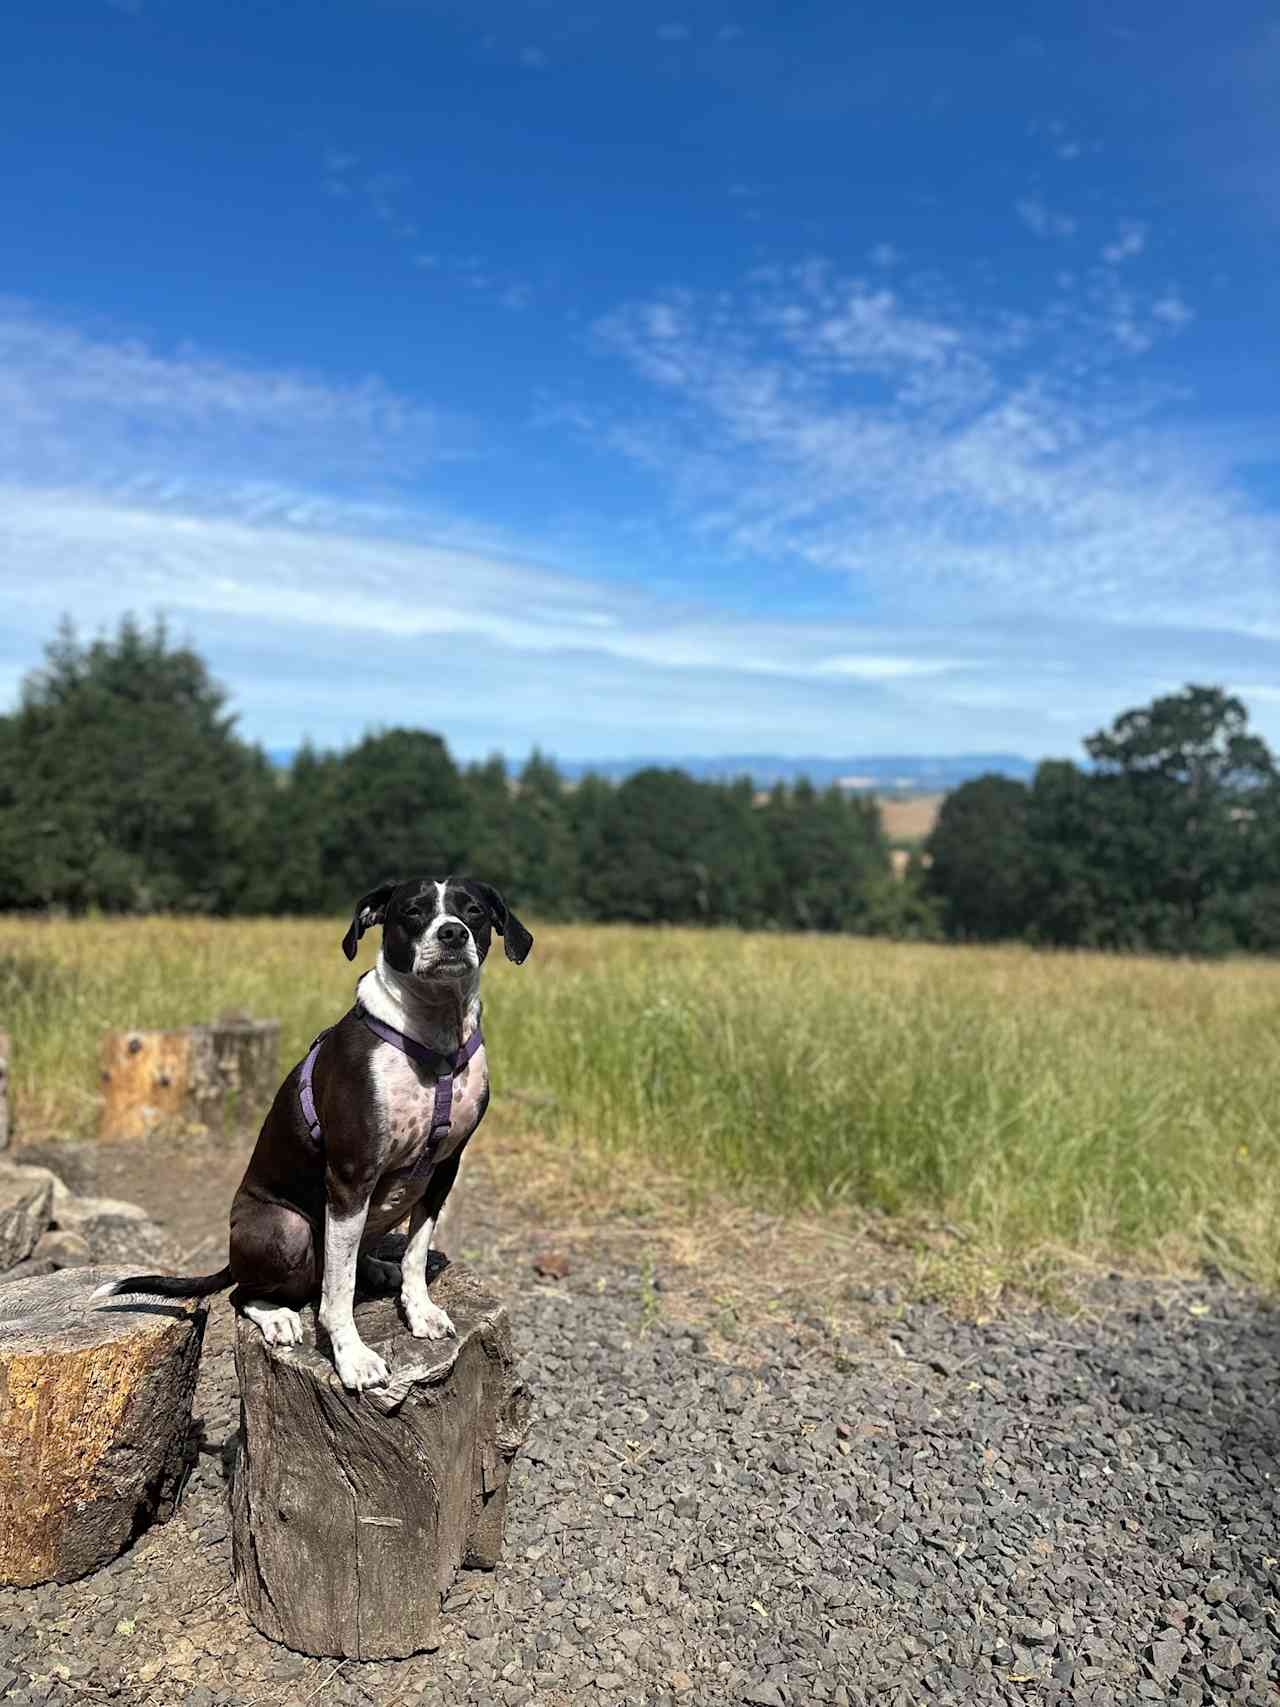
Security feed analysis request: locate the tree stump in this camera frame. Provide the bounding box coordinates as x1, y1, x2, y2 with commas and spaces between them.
231, 1261, 531, 1660
0, 1265, 206, 1586
98, 1016, 281, 1141
0, 1029, 10, 1150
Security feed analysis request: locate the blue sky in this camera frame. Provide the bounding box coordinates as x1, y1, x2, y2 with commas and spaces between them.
1, 0, 1277, 761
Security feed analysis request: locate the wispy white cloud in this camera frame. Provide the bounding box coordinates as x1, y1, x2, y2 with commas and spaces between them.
1152, 292, 1194, 327
1101, 221, 1147, 264
519, 45, 549, 69
1026, 117, 1098, 163
321, 153, 536, 309
5, 483, 1270, 756
813, 656, 973, 680
592, 261, 1277, 656
2, 296, 1275, 759
1015, 197, 1077, 239
0, 300, 454, 489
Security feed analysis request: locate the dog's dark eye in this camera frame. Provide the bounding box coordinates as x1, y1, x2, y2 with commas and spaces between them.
465, 904, 485, 921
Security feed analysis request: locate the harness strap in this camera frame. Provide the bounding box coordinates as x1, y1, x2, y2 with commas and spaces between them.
427, 1027, 485, 1141
298, 1028, 332, 1144
297, 1008, 484, 1149
357, 1006, 484, 1143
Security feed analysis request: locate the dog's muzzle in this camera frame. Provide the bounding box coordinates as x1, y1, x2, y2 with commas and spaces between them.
414, 922, 476, 978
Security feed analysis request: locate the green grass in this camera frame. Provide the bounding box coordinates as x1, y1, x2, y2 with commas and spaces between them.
3, 916, 1279, 1285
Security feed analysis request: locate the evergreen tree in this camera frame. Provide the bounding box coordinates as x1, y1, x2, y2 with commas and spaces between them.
240, 743, 342, 915
0, 616, 270, 912
319, 728, 473, 907
509, 750, 578, 917
1020, 760, 1121, 948
584, 768, 737, 923
566, 771, 613, 918
762, 780, 886, 930
697, 777, 777, 928
925, 774, 1033, 941
462, 754, 519, 894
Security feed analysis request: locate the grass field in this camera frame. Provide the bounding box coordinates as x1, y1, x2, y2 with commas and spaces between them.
2, 916, 1278, 1295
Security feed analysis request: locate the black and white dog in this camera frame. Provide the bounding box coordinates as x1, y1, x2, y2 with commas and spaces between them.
96, 877, 532, 1394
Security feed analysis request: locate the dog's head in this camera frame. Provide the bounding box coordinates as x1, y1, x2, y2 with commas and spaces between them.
341, 876, 533, 981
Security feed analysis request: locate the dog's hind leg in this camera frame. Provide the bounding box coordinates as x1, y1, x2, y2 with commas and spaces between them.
229, 1199, 316, 1349
356, 1252, 402, 1294
242, 1300, 305, 1345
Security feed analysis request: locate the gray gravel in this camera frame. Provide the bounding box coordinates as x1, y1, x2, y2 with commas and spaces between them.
1, 1218, 1278, 1704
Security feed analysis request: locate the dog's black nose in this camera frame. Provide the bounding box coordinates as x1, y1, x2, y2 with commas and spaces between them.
436, 921, 468, 947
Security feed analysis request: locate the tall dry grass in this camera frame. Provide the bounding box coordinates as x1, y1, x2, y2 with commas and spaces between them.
2, 916, 1278, 1285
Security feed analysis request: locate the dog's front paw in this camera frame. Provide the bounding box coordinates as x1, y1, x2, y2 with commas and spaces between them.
333, 1338, 390, 1392
401, 1290, 457, 1341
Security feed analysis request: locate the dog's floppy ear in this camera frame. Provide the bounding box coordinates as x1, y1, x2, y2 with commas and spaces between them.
470, 881, 533, 965
342, 879, 399, 962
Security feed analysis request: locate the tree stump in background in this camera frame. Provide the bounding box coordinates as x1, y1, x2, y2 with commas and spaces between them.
0, 1266, 206, 1585
0, 1029, 10, 1149
98, 1015, 280, 1141
231, 1262, 531, 1659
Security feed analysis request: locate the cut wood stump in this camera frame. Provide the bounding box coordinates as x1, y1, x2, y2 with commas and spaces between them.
231, 1261, 531, 1660
98, 1015, 280, 1141
0, 1265, 206, 1586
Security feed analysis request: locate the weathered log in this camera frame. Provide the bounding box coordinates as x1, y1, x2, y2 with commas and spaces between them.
231, 1261, 531, 1659
0, 1029, 10, 1149
0, 1265, 206, 1586
98, 1015, 280, 1141
0, 1160, 54, 1270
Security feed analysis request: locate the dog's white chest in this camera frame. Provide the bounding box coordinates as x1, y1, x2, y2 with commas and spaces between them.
370, 1042, 489, 1178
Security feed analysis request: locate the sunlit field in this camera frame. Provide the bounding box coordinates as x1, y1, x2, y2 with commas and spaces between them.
2, 916, 1279, 1288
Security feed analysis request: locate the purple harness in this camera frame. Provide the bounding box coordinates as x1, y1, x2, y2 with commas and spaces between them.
298, 1005, 484, 1151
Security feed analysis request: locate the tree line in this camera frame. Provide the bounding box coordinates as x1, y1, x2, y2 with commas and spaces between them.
0, 619, 915, 933
1, 620, 1275, 955
923, 684, 1280, 954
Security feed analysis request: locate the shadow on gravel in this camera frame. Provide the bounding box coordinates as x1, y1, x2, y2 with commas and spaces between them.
190, 1413, 241, 1483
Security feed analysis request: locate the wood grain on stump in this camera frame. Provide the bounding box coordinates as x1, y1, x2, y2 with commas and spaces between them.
98, 1017, 281, 1141
0, 1266, 206, 1586
231, 1262, 531, 1660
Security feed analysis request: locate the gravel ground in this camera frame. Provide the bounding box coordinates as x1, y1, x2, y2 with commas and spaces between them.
1, 1137, 1278, 1707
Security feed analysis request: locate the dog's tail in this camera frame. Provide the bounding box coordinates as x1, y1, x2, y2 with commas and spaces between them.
92, 1265, 235, 1301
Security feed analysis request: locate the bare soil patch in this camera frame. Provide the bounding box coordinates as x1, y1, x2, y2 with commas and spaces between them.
876, 791, 943, 844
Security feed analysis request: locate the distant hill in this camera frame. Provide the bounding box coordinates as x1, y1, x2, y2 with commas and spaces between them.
265, 748, 1036, 791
